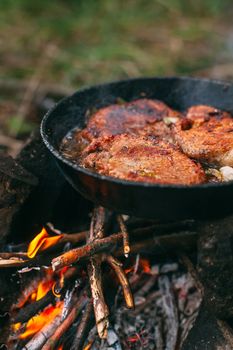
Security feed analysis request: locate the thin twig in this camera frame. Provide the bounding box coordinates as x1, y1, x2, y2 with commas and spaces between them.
105, 255, 134, 309
52, 233, 123, 271
117, 215, 130, 257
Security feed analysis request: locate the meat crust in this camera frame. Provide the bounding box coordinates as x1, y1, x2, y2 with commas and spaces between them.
80, 134, 206, 185
173, 105, 233, 166
63, 99, 180, 154
85, 98, 179, 138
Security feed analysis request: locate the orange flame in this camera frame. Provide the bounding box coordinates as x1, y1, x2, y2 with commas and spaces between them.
51, 266, 69, 298
27, 228, 64, 258
12, 322, 21, 332
31, 279, 54, 301
19, 301, 63, 339
125, 258, 151, 275
84, 342, 93, 350
58, 346, 63, 350
52, 282, 61, 298
140, 258, 151, 274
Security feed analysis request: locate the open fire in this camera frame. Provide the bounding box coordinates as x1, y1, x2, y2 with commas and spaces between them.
0, 208, 202, 350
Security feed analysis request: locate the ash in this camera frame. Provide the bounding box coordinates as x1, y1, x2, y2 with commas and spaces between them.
87, 259, 202, 350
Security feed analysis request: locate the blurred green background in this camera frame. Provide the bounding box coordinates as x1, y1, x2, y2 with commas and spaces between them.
0, 0, 233, 150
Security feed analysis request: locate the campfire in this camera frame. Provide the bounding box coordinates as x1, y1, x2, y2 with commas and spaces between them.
0, 204, 202, 350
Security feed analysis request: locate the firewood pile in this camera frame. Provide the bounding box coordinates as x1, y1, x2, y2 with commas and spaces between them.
0, 214, 203, 349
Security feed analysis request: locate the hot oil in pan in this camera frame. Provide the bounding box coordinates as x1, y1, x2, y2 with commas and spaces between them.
60, 127, 89, 161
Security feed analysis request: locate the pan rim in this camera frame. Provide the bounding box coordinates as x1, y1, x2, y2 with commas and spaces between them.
40, 75, 233, 190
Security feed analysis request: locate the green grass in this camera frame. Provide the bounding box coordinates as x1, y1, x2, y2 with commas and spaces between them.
0, 0, 232, 89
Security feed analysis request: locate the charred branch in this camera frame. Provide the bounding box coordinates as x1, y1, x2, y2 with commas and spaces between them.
13, 291, 54, 324
71, 301, 94, 350
12, 276, 43, 310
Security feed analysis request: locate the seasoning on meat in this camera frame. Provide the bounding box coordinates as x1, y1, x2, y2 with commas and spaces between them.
79, 134, 206, 185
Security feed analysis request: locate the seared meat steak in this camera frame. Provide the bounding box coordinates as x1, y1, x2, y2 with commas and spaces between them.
173, 105, 233, 166
61, 99, 180, 157
185, 105, 231, 120
85, 98, 179, 138
80, 134, 206, 185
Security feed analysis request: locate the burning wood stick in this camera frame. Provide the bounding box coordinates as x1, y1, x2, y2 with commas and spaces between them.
41, 297, 88, 350
71, 301, 93, 350
12, 276, 43, 309
13, 290, 54, 324
87, 207, 109, 339
52, 232, 123, 271
117, 215, 130, 257
22, 314, 62, 350
13, 267, 79, 324
105, 255, 134, 309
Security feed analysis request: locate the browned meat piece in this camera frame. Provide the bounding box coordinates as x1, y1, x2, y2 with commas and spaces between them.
85, 98, 179, 138
80, 134, 206, 185
173, 105, 233, 166
61, 99, 180, 157
185, 105, 231, 120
